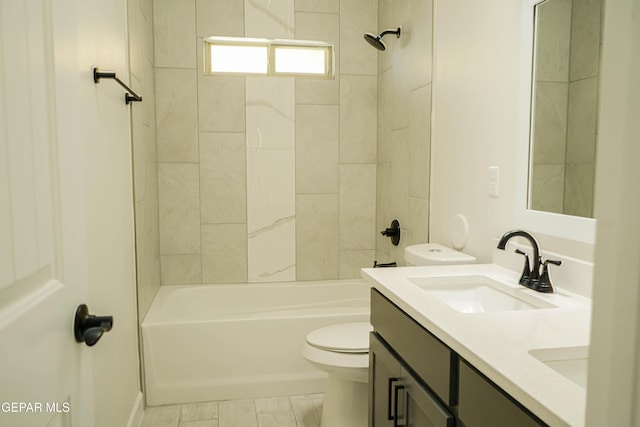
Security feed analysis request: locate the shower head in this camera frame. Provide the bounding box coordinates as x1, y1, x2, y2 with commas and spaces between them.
363, 27, 401, 51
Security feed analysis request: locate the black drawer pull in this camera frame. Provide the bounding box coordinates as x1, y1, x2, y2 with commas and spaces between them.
388, 377, 399, 420
393, 384, 405, 427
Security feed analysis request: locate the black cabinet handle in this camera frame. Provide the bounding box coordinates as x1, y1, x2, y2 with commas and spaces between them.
74, 304, 113, 346
388, 377, 399, 420
393, 384, 405, 427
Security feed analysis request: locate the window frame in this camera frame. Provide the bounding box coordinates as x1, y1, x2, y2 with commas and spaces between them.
203, 36, 335, 79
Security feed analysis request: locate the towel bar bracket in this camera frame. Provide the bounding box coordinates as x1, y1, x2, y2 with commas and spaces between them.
92, 66, 142, 104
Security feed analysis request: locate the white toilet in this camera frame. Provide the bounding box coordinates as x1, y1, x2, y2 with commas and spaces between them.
302, 243, 476, 427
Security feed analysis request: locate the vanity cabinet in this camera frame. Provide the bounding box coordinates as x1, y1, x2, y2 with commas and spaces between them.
370, 288, 547, 427
457, 361, 543, 427
369, 332, 454, 427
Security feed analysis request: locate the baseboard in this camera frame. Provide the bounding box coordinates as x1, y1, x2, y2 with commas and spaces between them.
126, 391, 144, 427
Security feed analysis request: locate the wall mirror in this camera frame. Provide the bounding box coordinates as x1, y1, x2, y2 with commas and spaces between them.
516, 0, 601, 244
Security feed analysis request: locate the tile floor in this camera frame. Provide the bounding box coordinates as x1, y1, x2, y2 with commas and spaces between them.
141, 394, 323, 427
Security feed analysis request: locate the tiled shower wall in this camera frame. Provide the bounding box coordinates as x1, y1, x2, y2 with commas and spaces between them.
375, 0, 433, 265
153, 0, 378, 284
129, 0, 161, 316
530, 0, 601, 217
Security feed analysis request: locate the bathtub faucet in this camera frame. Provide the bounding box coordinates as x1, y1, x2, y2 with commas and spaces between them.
373, 261, 397, 268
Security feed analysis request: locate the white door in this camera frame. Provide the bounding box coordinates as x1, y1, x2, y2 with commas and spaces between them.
0, 1, 100, 426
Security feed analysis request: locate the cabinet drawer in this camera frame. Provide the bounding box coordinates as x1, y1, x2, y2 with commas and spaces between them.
371, 289, 453, 404
458, 360, 547, 427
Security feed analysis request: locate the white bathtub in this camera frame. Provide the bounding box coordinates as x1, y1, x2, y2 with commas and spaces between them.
141, 279, 371, 406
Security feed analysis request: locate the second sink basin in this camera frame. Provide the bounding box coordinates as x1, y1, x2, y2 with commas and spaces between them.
529, 346, 589, 388
408, 275, 556, 313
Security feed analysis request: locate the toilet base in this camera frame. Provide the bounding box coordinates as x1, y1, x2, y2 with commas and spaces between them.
321, 374, 368, 427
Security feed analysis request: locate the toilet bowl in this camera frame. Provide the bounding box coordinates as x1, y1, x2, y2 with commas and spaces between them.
302, 322, 372, 427
302, 244, 476, 427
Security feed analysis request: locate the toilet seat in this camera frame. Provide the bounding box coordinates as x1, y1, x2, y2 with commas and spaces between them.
306, 322, 372, 354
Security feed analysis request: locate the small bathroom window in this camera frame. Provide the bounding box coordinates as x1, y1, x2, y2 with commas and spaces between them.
204, 37, 334, 79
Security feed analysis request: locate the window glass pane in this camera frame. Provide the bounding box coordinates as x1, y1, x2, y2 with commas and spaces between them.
273, 47, 327, 75
210, 45, 268, 74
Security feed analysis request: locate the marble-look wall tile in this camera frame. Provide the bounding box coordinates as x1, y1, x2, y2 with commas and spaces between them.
160, 254, 202, 284
246, 148, 296, 282
340, 250, 375, 278
377, 69, 393, 162
566, 77, 598, 164
196, 0, 245, 37
246, 77, 295, 149
340, 0, 378, 76
296, 194, 339, 280
132, 105, 148, 203
128, 0, 144, 82
202, 224, 248, 283
377, 0, 393, 73
200, 132, 247, 224
248, 219, 296, 282
391, 55, 411, 131
198, 74, 246, 132
247, 149, 295, 232
404, 0, 433, 91
533, 81, 568, 164
295, 105, 339, 193
294, 12, 340, 105
340, 75, 377, 163
564, 164, 594, 217
340, 164, 376, 250
375, 162, 391, 258
405, 197, 429, 246
535, 0, 571, 82
408, 85, 431, 200
154, 0, 196, 68
295, 0, 338, 13
569, 0, 602, 81
245, 0, 294, 38
158, 163, 201, 254
530, 164, 564, 214
133, 0, 161, 317
245, 74, 296, 282
389, 128, 410, 219
155, 68, 199, 162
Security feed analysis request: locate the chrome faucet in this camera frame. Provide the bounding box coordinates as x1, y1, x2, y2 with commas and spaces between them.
497, 229, 562, 293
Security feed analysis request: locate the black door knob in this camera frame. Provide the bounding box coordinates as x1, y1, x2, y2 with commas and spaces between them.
74, 304, 113, 347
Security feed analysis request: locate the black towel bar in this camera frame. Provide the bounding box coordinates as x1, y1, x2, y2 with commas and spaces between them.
92, 66, 142, 105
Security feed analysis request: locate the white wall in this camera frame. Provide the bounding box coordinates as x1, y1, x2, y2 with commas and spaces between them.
430, 0, 522, 262
586, 0, 640, 423
430, 0, 595, 263
75, 0, 143, 425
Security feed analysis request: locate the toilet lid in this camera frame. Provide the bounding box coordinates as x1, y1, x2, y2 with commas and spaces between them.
306, 322, 373, 354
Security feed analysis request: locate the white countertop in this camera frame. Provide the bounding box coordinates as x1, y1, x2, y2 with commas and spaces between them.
362, 263, 591, 427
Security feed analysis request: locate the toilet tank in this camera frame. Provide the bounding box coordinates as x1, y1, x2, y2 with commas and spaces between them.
404, 243, 476, 266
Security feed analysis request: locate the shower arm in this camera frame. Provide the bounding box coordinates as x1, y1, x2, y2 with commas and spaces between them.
379, 28, 401, 39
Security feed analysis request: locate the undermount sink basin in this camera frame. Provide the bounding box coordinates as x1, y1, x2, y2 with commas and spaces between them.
407, 275, 556, 314
529, 346, 589, 388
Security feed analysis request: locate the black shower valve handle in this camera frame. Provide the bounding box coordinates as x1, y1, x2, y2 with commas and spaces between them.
381, 228, 399, 237
380, 219, 401, 246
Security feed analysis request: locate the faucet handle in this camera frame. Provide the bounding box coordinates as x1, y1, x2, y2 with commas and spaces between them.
514, 249, 531, 286
538, 259, 562, 293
